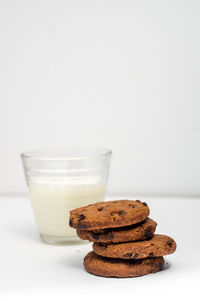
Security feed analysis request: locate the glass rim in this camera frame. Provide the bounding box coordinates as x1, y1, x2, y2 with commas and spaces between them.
20, 148, 112, 161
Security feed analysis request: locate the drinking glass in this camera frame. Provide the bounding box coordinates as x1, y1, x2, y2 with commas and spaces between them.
21, 148, 112, 245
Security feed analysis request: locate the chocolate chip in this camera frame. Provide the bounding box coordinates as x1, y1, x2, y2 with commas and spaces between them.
77, 223, 88, 229
98, 207, 104, 211
118, 210, 126, 216
142, 202, 148, 206
123, 253, 133, 258
92, 233, 99, 240
149, 252, 154, 257
106, 232, 114, 240
99, 243, 107, 250
77, 214, 87, 229
79, 214, 85, 220
132, 252, 138, 259
167, 240, 173, 247
69, 219, 73, 227
136, 200, 141, 202
144, 226, 153, 238
123, 252, 138, 259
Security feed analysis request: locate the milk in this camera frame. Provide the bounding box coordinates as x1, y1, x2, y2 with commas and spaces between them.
28, 176, 106, 241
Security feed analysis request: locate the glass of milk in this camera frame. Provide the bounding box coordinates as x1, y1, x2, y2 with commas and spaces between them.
21, 148, 112, 245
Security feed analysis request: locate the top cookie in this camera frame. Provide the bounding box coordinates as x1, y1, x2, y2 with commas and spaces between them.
69, 200, 150, 230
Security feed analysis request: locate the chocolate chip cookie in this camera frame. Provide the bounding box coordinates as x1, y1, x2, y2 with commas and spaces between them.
84, 251, 164, 278
93, 234, 176, 259
77, 218, 157, 243
69, 200, 150, 230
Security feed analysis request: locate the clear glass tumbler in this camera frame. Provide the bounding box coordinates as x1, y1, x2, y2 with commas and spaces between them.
21, 148, 112, 245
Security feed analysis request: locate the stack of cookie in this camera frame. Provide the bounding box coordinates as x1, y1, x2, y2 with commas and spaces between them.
69, 200, 176, 278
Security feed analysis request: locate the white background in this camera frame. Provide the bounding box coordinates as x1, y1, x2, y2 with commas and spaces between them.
1, 0, 200, 196
1, 3, 200, 299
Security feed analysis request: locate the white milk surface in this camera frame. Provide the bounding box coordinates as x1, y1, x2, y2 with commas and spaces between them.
28, 177, 106, 239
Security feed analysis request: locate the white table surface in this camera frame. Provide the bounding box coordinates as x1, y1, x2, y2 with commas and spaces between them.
1, 195, 200, 301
